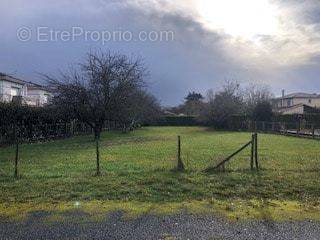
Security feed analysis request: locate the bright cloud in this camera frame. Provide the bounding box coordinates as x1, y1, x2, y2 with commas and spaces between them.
126, 0, 320, 67
196, 0, 320, 67
196, 0, 279, 39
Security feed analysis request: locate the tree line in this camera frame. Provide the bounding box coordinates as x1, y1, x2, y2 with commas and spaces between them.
167, 81, 274, 128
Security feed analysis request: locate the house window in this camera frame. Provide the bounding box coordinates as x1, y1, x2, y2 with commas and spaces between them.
309, 99, 312, 104
287, 99, 291, 107
10, 87, 20, 96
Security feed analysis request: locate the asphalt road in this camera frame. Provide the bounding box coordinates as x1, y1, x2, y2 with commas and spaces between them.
0, 211, 319, 240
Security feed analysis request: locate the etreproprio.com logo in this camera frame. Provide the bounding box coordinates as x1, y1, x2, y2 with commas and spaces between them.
17, 26, 175, 44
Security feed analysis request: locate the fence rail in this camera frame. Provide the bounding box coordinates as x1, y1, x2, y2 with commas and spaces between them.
205, 133, 259, 172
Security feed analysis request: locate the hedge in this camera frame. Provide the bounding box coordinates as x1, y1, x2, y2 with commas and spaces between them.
0, 103, 74, 127
155, 116, 201, 126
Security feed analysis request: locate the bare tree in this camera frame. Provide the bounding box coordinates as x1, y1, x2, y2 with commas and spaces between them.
44, 51, 148, 176
200, 80, 244, 128
135, 91, 162, 126
109, 87, 161, 132
244, 83, 274, 116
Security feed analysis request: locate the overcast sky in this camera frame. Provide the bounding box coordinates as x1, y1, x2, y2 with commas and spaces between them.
1, 0, 320, 105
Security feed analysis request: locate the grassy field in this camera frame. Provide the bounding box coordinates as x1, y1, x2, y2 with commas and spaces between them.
0, 127, 319, 221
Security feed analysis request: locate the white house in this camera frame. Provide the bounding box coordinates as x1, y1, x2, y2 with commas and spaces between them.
273, 90, 320, 115
25, 83, 52, 107
0, 73, 28, 102
0, 73, 52, 107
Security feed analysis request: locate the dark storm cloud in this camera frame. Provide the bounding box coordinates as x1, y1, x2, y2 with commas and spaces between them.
274, 0, 320, 24
1, 0, 320, 104
0, 0, 237, 105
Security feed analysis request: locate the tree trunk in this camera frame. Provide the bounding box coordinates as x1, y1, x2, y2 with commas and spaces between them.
94, 125, 101, 140
93, 124, 101, 176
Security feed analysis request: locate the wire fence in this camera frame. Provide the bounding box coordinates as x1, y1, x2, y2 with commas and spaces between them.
232, 120, 320, 139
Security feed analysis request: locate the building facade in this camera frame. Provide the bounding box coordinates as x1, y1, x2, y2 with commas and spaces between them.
0, 73, 52, 107
273, 91, 320, 115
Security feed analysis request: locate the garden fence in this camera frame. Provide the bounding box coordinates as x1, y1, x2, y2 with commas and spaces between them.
233, 120, 320, 139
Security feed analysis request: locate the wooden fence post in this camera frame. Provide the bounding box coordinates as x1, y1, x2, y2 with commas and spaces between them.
251, 134, 254, 170
255, 133, 259, 171
96, 138, 101, 176
14, 125, 19, 178
14, 141, 19, 178
177, 136, 185, 171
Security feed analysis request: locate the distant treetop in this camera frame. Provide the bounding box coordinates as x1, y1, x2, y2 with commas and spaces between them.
185, 91, 204, 102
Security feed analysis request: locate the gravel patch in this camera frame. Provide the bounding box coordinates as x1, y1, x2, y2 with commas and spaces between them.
0, 212, 319, 240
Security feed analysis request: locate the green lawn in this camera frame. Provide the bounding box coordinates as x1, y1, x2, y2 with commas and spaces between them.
0, 127, 319, 220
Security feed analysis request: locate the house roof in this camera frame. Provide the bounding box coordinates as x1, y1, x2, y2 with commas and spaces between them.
0, 73, 49, 91
276, 92, 320, 99
27, 83, 48, 91
0, 73, 28, 85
